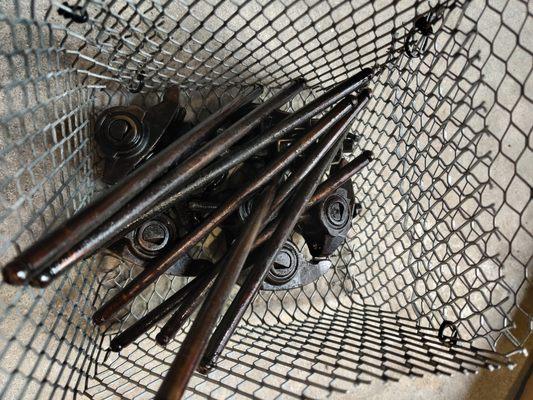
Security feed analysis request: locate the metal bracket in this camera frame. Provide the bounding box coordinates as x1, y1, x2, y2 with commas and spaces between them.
95, 86, 185, 184
261, 240, 332, 291
297, 186, 355, 257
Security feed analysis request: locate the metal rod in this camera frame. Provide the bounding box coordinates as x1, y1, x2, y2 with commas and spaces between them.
309, 150, 373, 207
252, 149, 373, 248
132, 69, 374, 225
154, 152, 374, 345
2, 86, 263, 286
253, 93, 372, 248
155, 278, 213, 346
198, 95, 370, 374
31, 69, 373, 287
92, 97, 356, 325
29, 80, 305, 287
189, 149, 374, 220
109, 150, 373, 341
270, 89, 371, 213
109, 268, 217, 352
155, 184, 276, 400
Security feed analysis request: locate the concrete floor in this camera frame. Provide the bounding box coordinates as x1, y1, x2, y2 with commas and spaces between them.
0, 0, 531, 399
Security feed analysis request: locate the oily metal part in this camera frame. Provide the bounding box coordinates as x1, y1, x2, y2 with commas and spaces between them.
251, 92, 372, 250
108, 213, 178, 262
198, 127, 350, 376
157, 184, 275, 353
308, 150, 373, 207
262, 240, 332, 290
224, 90, 371, 252
106, 211, 214, 276
30, 80, 304, 287
154, 184, 276, 400
191, 149, 374, 252
269, 90, 370, 215
109, 270, 217, 352
95, 93, 186, 185
197, 92, 371, 373
253, 149, 373, 249
3, 85, 263, 286
298, 186, 355, 257
106, 69, 375, 246
91, 97, 356, 325
155, 276, 213, 346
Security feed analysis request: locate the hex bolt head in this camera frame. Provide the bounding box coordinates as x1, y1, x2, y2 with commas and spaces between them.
136, 220, 171, 253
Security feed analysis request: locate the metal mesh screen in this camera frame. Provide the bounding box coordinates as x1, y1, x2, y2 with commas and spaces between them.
0, 0, 531, 398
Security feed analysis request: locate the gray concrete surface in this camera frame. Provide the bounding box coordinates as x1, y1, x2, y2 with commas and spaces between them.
0, 0, 531, 399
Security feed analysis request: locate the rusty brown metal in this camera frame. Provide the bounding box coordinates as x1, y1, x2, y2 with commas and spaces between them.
198, 92, 372, 373
253, 148, 374, 248
30, 70, 373, 287
155, 184, 276, 400
198, 152, 338, 373
109, 268, 217, 352
91, 97, 355, 325
95, 98, 187, 185
187, 152, 373, 250
154, 278, 213, 346
252, 92, 372, 248
3, 85, 263, 286
270, 89, 371, 213
133, 68, 374, 225
29, 80, 305, 287
309, 149, 373, 207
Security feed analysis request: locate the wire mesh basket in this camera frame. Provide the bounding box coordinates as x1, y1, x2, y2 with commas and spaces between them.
0, 0, 531, 398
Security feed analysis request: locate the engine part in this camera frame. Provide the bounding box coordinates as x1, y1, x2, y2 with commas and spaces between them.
262, 240, 332, 290
295, 153, 367, 258
110, 213, 178, 262
156, 184, 275, 367
106, 212, 214, 276
29, 80, 303, 288
309, 150, 373, 206
298, 187, 355, 257
2, 86, 263, 286
155, 276, 213, 346
91, 94, 360, 325
115, 68, 373, 241
264, 240, 300, 285
107, 213, 193, 275
95, 88, 186, 185
109, 270, 217, 352
197, 122, 349, 376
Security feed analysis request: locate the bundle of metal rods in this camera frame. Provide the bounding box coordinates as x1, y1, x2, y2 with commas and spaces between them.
2, 69, 374, 398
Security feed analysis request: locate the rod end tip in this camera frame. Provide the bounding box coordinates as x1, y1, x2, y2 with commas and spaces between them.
2, 261, 30, 285
109, 340, 122, 352
156, 333, 170, 346
92, 311, 105, 326
197, 358, 216, 375
29, 272, 52, 288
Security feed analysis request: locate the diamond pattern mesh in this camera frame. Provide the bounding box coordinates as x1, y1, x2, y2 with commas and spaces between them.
0, 0, 531, 399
